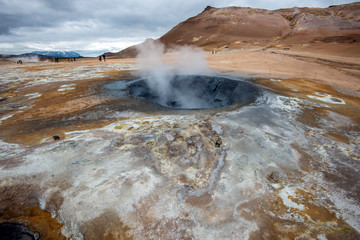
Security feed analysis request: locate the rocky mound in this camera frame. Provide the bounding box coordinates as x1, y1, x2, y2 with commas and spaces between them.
106, 3, 360, 58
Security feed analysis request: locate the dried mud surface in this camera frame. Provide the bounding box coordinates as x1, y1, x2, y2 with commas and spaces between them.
0, 51, 360, 239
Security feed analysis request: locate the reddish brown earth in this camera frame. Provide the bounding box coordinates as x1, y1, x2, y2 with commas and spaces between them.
107, 3, 360, 58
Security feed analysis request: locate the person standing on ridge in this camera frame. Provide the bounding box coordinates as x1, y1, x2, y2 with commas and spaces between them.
102, 54, 106, 62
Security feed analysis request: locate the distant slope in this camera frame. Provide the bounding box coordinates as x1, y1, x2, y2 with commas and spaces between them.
31, 51, 82, 58
104, 38, 159, 59
107, 2, 360, 58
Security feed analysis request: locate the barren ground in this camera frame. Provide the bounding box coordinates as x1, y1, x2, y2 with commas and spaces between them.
1, 44, 360, 239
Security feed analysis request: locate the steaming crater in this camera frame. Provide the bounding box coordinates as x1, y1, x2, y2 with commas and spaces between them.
123, 75, 260, 109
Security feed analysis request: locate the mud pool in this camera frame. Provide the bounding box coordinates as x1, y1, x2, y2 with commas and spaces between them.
123, 75, 260, 109
0, 62, 360, 239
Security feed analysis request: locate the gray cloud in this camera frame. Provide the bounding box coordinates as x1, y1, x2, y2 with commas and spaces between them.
0, 0, 356, 56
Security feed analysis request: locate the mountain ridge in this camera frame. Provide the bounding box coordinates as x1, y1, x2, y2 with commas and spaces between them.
106, 2, 360, 58
31, 51, 82, 58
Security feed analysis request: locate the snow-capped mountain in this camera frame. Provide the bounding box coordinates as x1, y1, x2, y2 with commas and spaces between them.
31, 51, 82, 58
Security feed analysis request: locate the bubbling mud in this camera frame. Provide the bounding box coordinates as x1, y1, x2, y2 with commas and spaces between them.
107, 75, 260, 110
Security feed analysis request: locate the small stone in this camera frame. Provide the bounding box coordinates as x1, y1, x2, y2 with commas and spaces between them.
53, 135, 60, 141
267, 184, 276, 191
267, 171, 283, 183
34, 232, 41, 240
215, 137, 222, 148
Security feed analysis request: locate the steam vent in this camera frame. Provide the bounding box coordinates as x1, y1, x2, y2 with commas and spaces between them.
1, 2, 360, 240
110, 75, 260, 109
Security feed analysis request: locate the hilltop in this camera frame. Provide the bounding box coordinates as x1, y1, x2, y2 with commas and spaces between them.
106, 2, 360, 58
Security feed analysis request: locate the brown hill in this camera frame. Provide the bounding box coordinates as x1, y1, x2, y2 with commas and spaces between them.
106, 3, 360, 58
105, 38, 160, 59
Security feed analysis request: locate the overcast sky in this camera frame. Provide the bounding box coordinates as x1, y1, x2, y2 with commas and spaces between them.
0, 0, 356, 56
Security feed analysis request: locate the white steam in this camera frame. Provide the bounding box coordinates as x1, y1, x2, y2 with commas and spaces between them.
136, 40, 212, 108
14, 55, 41, 63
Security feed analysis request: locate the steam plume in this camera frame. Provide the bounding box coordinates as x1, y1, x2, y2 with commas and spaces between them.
136, 40, 212, 108
14, 55, 41, 63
